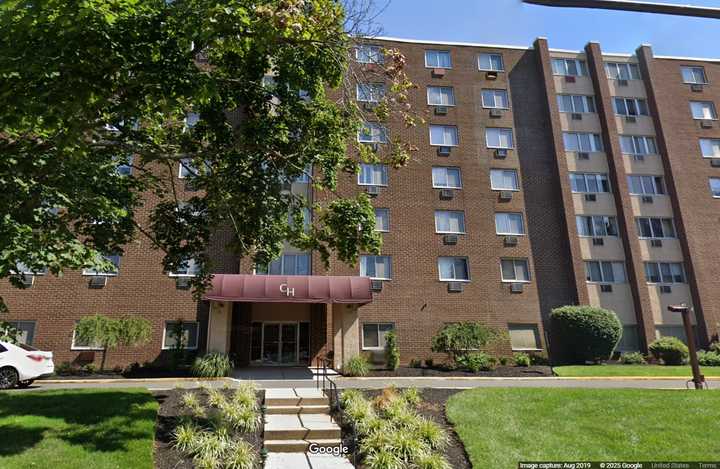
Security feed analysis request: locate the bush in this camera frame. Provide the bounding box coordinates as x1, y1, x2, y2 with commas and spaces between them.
549, 305, 622, 364
620, 352, 647, 365
385, 330, 400, 371
431, 322, 503, 362
648, 337, 689, 365
82, 363, 97, 374
55, 361, 74, 375
513, 352, 531, 367
424, 358, 434, 368
344, 354, 371, 377
710, 342, 720, 354
698, 350, 720, 367
455, 352, 495, 373
191, 353, 233, 377
409, 358, 422, 368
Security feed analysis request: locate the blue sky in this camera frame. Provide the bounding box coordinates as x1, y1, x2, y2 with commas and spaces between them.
374, 0, 720, 58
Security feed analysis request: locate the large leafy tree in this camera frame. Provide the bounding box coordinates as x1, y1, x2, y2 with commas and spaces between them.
0, 0, 417, 312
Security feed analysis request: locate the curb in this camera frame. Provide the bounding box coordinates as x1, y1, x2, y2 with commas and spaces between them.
40, 377, 231, 384
335, 376, 720, 381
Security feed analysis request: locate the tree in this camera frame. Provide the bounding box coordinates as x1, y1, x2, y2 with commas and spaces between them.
549, 305, 622, 364
0, 0, 418, 313
75, 315, 152, 370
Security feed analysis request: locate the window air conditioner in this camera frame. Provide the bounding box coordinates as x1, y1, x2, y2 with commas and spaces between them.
370, 279, 383, 292
494, 148, 508, 158
577, 152, 590, 160
432, 68, 446, 78
564, 75, 576, 83
633, 154, 645, 162
437, 146, 451, 156
691, 84, 704, 92
439, 189, 454, 200
617, 79, 629, 87
499, 191, 513, 201
571, 113, 582, 121
592, 237, 604, 246
489, 108, 503, 118
504, 236, 518, 247
89, 276, 107, 289
510, 283, 524, 293
443, 234, 458, 245
625, 116, 637, 123
176, 277, 192, 290
641, 195, 654, 204
365, 185, 380, 197
600, 284, 613, 293
434, 106, 448, 115
659, 285, 672, 294
447, 282, 464, 293
650, 239, 663, 248
485, 71, 498, 80
584, 193, 597, 202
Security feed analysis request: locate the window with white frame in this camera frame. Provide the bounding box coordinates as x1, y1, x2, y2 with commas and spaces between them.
644, 262, 686, 284
170, 258, 202, 277
690, 101, 717, 120
71, 325, 104, 350
481, 89, 509, 109
12, 262, 47, 276
479, 53, 504, 71
627, 175, 665, 195
620, 135, 657, 155
681, 66, 707, 84
257, 253, 310, 275
82, 254, 121, 276
570, 173, 610, 193
429, 125, 459, 146
162, 321, 199, 350
585, 260, 626, 283
356, 83, 385, 103
495, 213, 525, 235
636, 217, 676, 239
357, 122, 388, 143
374, 208, 390, 232
358, 163, 388, 186
486, 128, 513, 149
427, 86, 455, 106
356, 44, 383, 64
179, 158, 199, 179
362, 323, 394, 349
360, 255, 392, 280
557, 94, 595, 113
435, 210, 465, 234
711, 178, 720, 197
5, 321, 35, 345
563, 132, 603, 152
431, 166, 462, 189
490, 169, 519, 191
700, 138, 720, 158
576, 215, 618, 237
425, 50, 452, 68
552, 58, 587, 76
116, 155, 133, 176
605, 62, 641, 80
508, 324, 541, 351
613, 97, 649, 116
500, 258, 530, 282
438, 257, 470, 281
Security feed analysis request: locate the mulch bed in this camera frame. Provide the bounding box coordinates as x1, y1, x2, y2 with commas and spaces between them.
41, 368, 194, 380
363, 365, 552, 377
152, 388, 264, 469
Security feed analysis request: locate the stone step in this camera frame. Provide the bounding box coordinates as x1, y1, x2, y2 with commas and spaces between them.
266, 404, 329, 415
265, 388, 329, 407
264, 438, 341, 453
264, 414, 341, 441
264, 452, 354, 468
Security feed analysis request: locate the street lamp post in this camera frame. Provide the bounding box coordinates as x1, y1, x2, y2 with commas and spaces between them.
667, 304, 705, 390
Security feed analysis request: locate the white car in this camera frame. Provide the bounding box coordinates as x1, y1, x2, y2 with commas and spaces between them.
0, 341, 54, 389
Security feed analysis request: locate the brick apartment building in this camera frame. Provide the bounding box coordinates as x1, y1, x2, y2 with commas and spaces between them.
2, 36, 720, 369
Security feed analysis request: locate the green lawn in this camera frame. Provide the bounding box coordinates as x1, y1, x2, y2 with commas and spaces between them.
0, 388, 158, 469
554, 364, 720, 377
447, 388, 720, 468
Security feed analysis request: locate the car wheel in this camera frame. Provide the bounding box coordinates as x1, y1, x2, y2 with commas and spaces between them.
17, 380, 34, 389
0, 367, 19, 389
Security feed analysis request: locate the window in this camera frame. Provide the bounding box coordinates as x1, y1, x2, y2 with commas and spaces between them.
620, 135, 657, 155
627, 175, 665, 195
425, 50, 452, 68
117, 155, 133, 176
636, 217, 676, 239
293, 164, 312, 183
12, 263, 47, 276
711, 178, 720, 198
563, 132, 603, 152
481, 89, 509, 109
185, 112, 200, 130
495, 213, 525, 235
490, 169, 519, 191
362, 323, 394, 350
435, 210, 465, 234
681, 66, 707, 84
170, 258, 202, 277
5, 321, 35, 345
82, 254, 121, 276
179, 158, 198, 179
374, 209, 389, 232
356, 83, 385, 103
557, 95, 595, 113
357, 122, 388, 143
644, 262, 686, 284
570, 173, 610, 193
552, 58, 587, 77
257, 254, 310, 275
356, 44, 383, 64
486, 128, 513, 149
617, 325, 640, 352
508, 324, 541, 351
576, 216, 619, 237
700, 139, 720, 158
71, 326, 104, 351
605, 62, 641, 80
162, 321, 199, 350
690, 101, 717, 120
438, 257, 470, 281
358, 164, 388, 186
500, 259, 530, 282
427, 86, 455, 106
429, 125, 459, 146
479, 53, 504, 71
360, 255, 392, 280
431, 167, 462, 189
613, 97, 649, 117
585, 261, 626, 283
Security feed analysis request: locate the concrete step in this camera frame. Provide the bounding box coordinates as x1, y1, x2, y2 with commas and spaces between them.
266, 404, 329, 415
265, 388, 329, 406
264, 452, 354, 468
264, 438, 341, 453
264, 414, 341, 440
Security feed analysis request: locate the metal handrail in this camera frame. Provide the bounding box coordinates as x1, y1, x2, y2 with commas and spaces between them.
316, 355, 358, 465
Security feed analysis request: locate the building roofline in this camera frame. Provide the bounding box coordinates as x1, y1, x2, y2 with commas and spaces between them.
372, 36, 532, 51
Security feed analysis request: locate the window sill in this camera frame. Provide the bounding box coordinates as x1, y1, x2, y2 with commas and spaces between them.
496, 233, 526, 237
511, 348, 542, 352
428, 104, 456, 108
71, 347, 105, 351
81, 273, 118, 277
168, 274, 198, 278
425, 66, 452, 70
357, 183, 389, 187
429, 144, 459, 148
487, 146, 514, 151
432, 186, 462, 190
479, 69, 504, 73
436, 231, 465, 235
161, 346, 198, 351
501, 280, 530, 284
368, 278, 391, 282
440, 279, 470, 283
482, 106, 510, 110
491, 188, 520, 192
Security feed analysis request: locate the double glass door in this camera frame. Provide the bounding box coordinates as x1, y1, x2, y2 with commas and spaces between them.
250, 322, 310, 365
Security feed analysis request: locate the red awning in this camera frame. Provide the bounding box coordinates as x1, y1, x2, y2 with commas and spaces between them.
203, 274, 373, 305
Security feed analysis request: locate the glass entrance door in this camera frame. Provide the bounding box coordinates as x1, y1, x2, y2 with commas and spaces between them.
262, 323, 281, 364
280, 323, 298, 364
253, 322, 308, 365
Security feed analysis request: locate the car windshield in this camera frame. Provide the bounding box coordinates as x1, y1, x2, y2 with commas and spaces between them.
17, 343, 38, 352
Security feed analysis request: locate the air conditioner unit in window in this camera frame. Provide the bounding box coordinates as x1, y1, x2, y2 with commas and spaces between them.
16, 274, 34, 288
437, 146, 451, 156
447, 282, 464, 293
650, 239, 663, 247
431, 68, 446, 78
370, 279, 383, 292
485, 71, 498, 80
494, 148, 508, 158
564, 75, 576, 83
89, 276, 107, 289
701, 120, 714, 129
641, 195, 654, 204
489, 108, 503, 118
584, 193, 597, 202
600, 284, 613, 293
443, 234, 458, 245
711, 159, 720, 168
633, 153, 645, 162
659, 285, 672, 294
510, 283, 524, 293
365, 185, 380, 197
592, 237, 604, 246
434, 106, 448, 115
691, 84, 704, 92
439, 189, 454, 200
176, 277, 192, 290
498, 191, 513, 201
625, 116, 637, 123
617, 79, 629, 87
577, 152, 590, 160
571, 113, 582, 121
504, 236, 518, 247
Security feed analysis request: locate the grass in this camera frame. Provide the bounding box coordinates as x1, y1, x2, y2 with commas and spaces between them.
0, 388, 158, 469
554, 364, 720, 377
447, 388, 720, 468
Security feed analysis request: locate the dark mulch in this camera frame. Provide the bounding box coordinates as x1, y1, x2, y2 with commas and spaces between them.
364, 365, 552, 377
41, 368, 193, 380
152, 388, 264, 469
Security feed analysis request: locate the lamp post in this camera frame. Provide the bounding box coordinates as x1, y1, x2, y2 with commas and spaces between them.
668, 304, 705, 390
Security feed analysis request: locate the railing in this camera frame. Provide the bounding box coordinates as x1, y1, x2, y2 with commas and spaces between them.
315, 355, 358, 466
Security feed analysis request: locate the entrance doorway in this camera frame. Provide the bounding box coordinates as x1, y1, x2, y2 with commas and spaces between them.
250, 321, 310, 365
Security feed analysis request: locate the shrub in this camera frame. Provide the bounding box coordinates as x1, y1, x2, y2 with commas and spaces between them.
75, 314, 152, 370
424, 358, 434, 368
549, 305, 622, 364
340, 389, 364, 407
173, 422, 202, 453
513, 352, 531, 367
413, 417, 449, 450
82, 363, 97, 374
413, 451, 452, 469
191, 353, 233, 377
499, 356, 508, 366
409, 358, 422, 368
55, 361, 74, 375
698, 350, 720, 367
218, 399, 260, 432
649, 337, 689, 365
431, 322, 503, 362
207, 388, 226, 408
385, 330, 400, 371
620, 352, 647, 365
232, 382, 258, 410
181, 392, 205, 418
224, 439, 257, 469
344, 354, 371, 377
364, 449, 404, 469
455, 352, 495, 372
400, 388, 422, 407
710, 342, 720, 354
